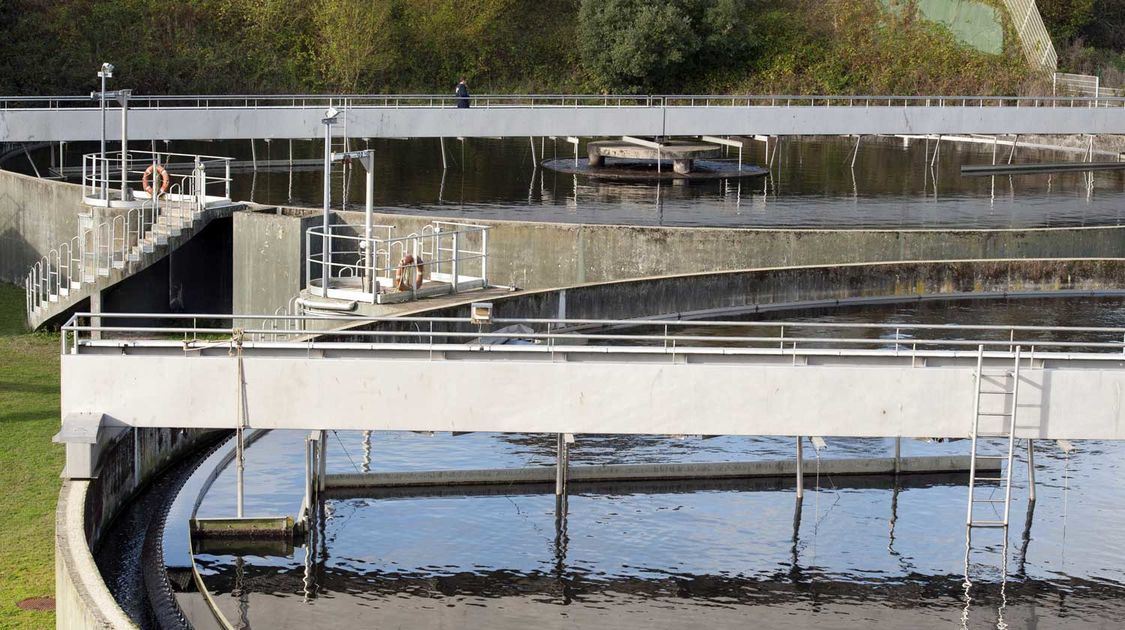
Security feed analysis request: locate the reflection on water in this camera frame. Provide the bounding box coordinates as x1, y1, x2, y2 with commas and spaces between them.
189, 296, 1125, 629
30, 136, 1125, 228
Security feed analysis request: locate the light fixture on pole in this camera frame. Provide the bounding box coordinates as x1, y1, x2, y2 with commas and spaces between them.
320, 106, 340, 292
96, 62, 113, 202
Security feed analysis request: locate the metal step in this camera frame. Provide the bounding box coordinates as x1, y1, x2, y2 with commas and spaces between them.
969, 520, 1008, 528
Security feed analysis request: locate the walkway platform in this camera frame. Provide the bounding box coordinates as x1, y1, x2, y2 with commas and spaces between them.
58, 313, 1125, 440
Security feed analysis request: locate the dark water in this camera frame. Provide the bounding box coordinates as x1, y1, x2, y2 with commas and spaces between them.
188, 296, 1125, 629
23, 136, 1125, 228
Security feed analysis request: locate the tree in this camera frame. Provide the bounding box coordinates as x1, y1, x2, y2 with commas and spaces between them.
577, 0, 701, 93
1037, 0, 1095, 43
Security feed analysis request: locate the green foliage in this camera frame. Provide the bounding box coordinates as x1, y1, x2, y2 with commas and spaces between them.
1037, 0, 1095, 44
576, 0, 763, 93
3, 0, 1117, 100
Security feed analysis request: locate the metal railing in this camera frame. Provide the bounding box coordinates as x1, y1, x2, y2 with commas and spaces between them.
4, 93, 1124, 110
82, 149, 233, 205
25, 150, 235, 322
59, 312, 1125, 361
305, 221, 489, 303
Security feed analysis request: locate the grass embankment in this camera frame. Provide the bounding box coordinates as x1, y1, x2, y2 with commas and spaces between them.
0, 282, 61, 629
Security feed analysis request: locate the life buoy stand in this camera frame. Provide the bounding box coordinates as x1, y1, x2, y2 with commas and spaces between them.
142, 164, 170, 196
394, 255, 425, 291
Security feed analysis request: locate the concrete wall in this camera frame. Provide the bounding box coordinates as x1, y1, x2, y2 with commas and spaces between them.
56, 428, 215, 629
400, 258, 1125, 321
233, 208, 319, 316
233, 205, 1125, 316
0, 168, 84, 284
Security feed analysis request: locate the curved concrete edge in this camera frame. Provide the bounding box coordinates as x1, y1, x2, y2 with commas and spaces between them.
344, 257, 1125, 325
56, 481, 137, 630
55, 428, 220, 629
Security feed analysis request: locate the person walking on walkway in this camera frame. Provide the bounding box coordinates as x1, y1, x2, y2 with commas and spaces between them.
455, 78, 470, 109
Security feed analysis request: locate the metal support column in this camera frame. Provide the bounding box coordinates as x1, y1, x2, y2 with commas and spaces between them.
796, 437, 804, 499
119, 90, 130, 200
555, 433, 569, 496
894, 437, 902, 475
318, 430, 328, 492
530, 136, 536, 166
321, 113, 335, 292
363, 153, 374, 295
440, 137, 447, 170
250, 138, 257, 170
1027, 439, 1036, 502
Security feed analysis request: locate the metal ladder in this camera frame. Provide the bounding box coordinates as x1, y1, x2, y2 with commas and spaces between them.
966, 344, 1021, 528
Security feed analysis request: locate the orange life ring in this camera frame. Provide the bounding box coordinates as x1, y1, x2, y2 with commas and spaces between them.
394, 255, 425, 291
142, 164, 170, 195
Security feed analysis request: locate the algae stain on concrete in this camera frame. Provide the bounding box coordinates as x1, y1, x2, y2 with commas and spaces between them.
882, 0, 1005, 55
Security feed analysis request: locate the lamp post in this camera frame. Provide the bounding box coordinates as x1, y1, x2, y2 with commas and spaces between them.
321, 106, 339, 292
96, 63, 113, 202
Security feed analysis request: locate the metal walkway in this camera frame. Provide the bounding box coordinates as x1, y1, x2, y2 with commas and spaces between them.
3, 94, 1124, 142
58, 313, 1125, 439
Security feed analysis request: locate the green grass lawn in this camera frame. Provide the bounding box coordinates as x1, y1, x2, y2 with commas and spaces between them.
0, 282, 62, 628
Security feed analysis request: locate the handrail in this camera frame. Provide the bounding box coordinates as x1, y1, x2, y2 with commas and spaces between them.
5, 93, 1125, 110
58, 311, 1125, 358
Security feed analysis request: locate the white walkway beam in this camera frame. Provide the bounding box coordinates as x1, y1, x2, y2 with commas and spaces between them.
59, 314, 1125, 440
3, 95, 1124, 142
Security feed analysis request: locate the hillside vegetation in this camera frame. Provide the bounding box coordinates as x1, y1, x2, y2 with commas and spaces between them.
1039, 0, 1125, 85
0, 0, 1052, 96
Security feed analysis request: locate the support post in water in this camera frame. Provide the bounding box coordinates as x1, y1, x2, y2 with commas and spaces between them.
894, 436, 902, 475
440, 137, 447, 170
1027, 439, 1036, 502
796, 436, 804, 499
555, 433, 573, 496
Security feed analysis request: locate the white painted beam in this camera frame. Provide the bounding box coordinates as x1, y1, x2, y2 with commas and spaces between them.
60, 351, 1125, 440
5, 105, 1123, 142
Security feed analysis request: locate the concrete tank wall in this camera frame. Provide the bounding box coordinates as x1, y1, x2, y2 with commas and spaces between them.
0, 168, 85, 284
232, 204, 1125, 316
392, 258, 1125, 322
56, 428, 217, 629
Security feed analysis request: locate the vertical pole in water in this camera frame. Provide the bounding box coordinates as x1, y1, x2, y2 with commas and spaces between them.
555, 433, 568, 496
530, 136, 536, 167
440, 137, 447, 170
894, 436, 902, 475
795, 437, 804, 499
1027, 439, 1036, 502
318, 430, 328, 492
250, 139, 257, 170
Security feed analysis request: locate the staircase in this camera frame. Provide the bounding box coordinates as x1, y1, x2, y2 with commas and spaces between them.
966, 345, 1022, 529
24, 192, 238, 330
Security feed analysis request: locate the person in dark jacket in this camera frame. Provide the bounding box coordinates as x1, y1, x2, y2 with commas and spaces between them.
455, 78, 470, 109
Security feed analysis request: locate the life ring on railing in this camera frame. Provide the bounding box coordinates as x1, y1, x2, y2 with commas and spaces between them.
394, 255, 425, 291
142, 164, 170, 196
